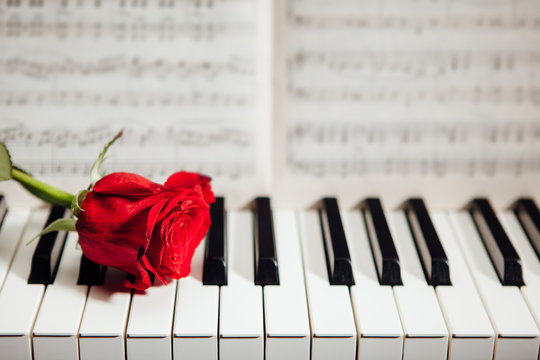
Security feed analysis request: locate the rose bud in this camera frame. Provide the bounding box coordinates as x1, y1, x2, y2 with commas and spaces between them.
76, 171, 215, 290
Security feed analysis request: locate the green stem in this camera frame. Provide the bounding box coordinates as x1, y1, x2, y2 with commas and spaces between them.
11, 168, 75, 209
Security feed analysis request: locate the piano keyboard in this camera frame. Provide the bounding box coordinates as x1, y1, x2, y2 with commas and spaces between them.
0, 195, 540, 360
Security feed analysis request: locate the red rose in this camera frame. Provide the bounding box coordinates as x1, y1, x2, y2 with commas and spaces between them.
76, 171, 215, 290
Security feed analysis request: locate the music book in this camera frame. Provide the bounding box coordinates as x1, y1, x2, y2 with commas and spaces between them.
0, 0, 539, 208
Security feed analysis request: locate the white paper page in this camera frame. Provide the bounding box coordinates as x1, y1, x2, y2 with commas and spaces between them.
274, 0, 540, 208
2, 1, 540, 209
0, 0, 271, 207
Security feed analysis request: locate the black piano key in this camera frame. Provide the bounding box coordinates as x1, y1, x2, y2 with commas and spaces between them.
469, 198, 524, 286
203, 197, 227, 285
404, 198, 451, 286
513, 198, 540, 262
0, 195, 7, 228
361, 198, 402, 286
28, 205, 68, 284
127, 269, 155, 287
320, 197, 355, 286
254, 197, 279, 286
77, 254, 106, 286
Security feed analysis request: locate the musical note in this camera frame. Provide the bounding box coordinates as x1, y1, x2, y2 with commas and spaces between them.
0, 123, 256, 179
284, 120, 540, 177
0, 56, 254, 80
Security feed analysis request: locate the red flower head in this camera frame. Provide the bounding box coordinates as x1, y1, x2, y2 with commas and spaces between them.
76, 171, 215, 290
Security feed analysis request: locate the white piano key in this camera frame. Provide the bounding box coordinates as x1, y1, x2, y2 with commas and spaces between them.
0, 208, 30, 290
430, 213, 495, 360
298, 210, 356, 360
219, 210, 263, 360
449, 211, 540, 359
126, 279, 177, 360
32, 232, 88, 360
263, 210, 310, 360
173, 236, 219, 360
0, 208, 50, 360
342, 210, 403, 360
386, 211, 448, 360
78, 267, 132, 360
499, 211, 540, 332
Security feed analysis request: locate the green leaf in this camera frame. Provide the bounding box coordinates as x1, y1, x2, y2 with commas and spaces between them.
0, 143, 13, 181
90, 129, 124, 187
26, 218, 76, 245
71, 189, 88, 218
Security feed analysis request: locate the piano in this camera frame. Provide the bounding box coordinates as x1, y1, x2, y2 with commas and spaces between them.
0, 191, 539, 360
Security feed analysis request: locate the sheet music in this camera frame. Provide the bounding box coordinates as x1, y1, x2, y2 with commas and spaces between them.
277, 0, 540, 178
1, 0, 540, 208
0, 0, 270, 201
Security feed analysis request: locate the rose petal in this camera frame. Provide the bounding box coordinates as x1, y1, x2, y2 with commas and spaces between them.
78, 231, 152, 290
146, 197, 169, 242
155, 192, 190, 224
94, 172, 163, 196
164, 171, 215, 204
164, 171, 206, 188
154, 194, 210, 278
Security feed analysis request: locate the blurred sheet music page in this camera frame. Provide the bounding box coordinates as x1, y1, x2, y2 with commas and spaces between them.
1, 0, 540, 208
273, 0, 540, 207
0, 0, 271, 205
